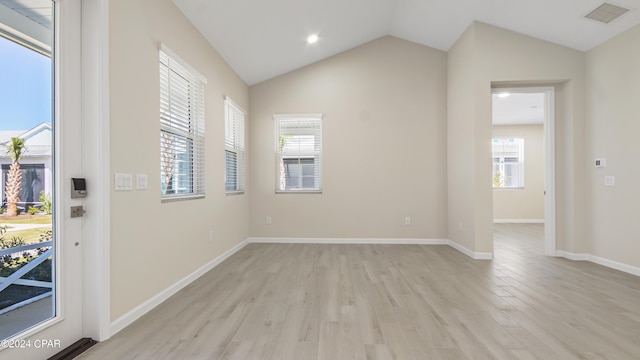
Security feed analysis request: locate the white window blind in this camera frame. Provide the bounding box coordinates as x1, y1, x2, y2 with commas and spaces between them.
275, 114, 322, 192
492, 138, 524, 188
159, 46, 206, 200
225, 96, 245, 193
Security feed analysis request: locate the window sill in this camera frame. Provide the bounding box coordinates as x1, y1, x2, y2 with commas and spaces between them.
275, 190, 323, 194
161, 194, 205, 203
225, 191, 245, 196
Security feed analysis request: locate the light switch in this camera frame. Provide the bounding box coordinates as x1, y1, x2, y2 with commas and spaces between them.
114, 173, 133, 191
604, 176, 615, 187
136, 174, 148, 190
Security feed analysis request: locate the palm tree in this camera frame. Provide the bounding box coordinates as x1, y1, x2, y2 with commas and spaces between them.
160, 132, 175, 194
278, 135, 288, 190
4, 137, 26, 217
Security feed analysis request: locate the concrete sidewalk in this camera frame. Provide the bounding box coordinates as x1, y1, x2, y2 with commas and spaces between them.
0, 223, 51, 232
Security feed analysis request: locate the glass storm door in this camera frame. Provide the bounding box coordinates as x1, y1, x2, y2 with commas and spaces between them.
0, 1, 83, 358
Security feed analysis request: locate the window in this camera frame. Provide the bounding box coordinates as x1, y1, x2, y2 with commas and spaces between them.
492, 138, 524, 188
2, 164, 45, 206
225, 96, 245, 193
159, 45, 206, 200
275, 114, 322, 192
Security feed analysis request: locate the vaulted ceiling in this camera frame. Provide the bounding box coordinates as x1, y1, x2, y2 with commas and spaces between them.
173, 0, 640, 85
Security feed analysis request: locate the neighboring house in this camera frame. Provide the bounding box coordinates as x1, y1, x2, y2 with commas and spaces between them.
0, 122, 52, 210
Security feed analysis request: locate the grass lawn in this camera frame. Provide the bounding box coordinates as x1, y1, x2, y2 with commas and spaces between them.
1, 215, 52, 244
0, 215, 52, 225
3, 228, 52, 244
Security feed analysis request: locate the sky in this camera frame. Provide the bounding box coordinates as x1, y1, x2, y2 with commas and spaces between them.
0, 35, 52, 131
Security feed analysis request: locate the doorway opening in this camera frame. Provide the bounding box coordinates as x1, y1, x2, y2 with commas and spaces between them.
491, 86, 556, 256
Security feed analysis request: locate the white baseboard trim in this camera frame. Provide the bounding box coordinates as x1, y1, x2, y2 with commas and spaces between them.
556, 251, 640, 277
493, 219, 544, 224
247, 237, 448, 245
248, 237, 493, 260
589, 255, 640, 277
555, 250, 589, 261
445, 240, 494, 260
110, 238, 250, 336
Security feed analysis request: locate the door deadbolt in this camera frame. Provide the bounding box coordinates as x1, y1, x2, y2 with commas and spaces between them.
71, 206, 85, 218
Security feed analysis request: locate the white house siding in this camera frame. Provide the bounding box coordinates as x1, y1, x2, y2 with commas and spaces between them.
0, 123, 52, 209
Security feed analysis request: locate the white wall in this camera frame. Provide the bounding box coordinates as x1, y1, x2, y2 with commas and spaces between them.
492, 125, 544, 222
447, 21, 586, 255
249, 36, 448, 240
447, 25, 478, 253
585, 23, 640, 269
109, 0, 249, 321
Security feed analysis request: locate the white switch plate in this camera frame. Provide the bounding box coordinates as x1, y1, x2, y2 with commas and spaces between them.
136, 174, 148, 190
604, 176, 615, 187
114, 173, 133, 191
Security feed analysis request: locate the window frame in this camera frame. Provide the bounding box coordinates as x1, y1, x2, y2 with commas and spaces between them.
224, 96, 245, 194
274, 113, 323, 194
159, 44, 207, 202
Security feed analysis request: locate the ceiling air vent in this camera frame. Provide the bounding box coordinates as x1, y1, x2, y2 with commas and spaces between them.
585, 3, 631, 24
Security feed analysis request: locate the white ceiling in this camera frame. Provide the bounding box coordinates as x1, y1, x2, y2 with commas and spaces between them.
172, 0, 640, 85
0, 0, 52, 51
492, 92, 545, 126
0, 0, 51, 29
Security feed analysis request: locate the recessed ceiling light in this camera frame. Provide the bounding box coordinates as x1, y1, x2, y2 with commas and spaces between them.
307, 34, 319, 44
497, 92, 510, 98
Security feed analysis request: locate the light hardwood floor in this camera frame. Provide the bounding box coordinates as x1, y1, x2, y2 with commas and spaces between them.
79, 224, 640, 359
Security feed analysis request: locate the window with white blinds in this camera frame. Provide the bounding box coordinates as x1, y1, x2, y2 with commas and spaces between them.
225, 96, 245, 193
492, 138, 524, 188
275, 114, 322, 192
159, 46, 206, 200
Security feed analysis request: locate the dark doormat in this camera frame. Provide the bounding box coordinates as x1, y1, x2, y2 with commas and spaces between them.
48, 338, 97, 360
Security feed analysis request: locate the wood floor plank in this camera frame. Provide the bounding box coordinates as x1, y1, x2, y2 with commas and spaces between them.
78, 225, 640, 359
293, 341, 318, 360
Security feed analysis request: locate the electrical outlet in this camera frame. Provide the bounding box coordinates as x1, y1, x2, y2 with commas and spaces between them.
266, 216, 272, 225
208, 230, 214, 243
405, 217, 411, 225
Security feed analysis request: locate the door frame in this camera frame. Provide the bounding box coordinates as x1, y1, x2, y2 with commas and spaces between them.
491, 86, 556, 256
80, 0, 111, 342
